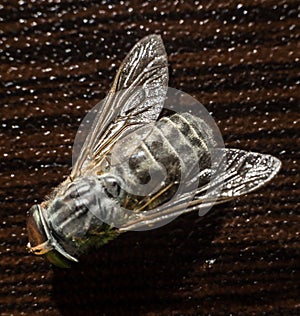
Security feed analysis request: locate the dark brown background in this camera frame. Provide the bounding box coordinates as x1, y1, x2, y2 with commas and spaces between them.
0, 0, 299, 315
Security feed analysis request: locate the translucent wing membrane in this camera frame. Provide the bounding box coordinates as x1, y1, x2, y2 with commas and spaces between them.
119, 148, 281, 231
72, 35, 168, 178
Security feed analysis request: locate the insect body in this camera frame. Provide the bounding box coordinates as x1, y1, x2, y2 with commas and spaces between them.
109, 112, 216, 211
27, 35, 281, 268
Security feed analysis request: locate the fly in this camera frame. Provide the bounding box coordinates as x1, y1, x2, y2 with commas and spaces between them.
27, 35, 281, 268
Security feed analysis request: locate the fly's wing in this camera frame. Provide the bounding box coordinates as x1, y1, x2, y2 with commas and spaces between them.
118, 148, 281, 231
71, 34, 168, 178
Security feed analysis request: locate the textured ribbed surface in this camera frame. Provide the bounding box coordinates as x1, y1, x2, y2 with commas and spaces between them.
0, 0, 299, 315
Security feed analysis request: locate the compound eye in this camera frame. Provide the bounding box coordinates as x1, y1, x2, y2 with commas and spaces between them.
27, 204, 48, 249
101, 175, 122, 198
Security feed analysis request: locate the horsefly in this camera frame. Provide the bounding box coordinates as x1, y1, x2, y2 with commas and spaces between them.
27, 35, 281, 268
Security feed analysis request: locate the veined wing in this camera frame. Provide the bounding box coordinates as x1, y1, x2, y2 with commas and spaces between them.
119, 148, 281, 231
72, 34, 168, 178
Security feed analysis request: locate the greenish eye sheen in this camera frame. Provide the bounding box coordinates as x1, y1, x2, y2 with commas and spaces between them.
44, 250, 73, 269
27, 204, 78, 267
26, 34, 281, 268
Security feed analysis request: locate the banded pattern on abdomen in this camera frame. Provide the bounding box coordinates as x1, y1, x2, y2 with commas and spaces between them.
112, 112, 216, 210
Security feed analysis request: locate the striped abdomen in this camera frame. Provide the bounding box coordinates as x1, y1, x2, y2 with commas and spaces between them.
111, 112, 216, 210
